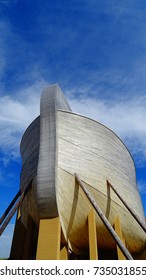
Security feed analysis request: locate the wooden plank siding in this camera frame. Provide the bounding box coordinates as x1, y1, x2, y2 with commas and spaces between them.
19, 84, 146, 255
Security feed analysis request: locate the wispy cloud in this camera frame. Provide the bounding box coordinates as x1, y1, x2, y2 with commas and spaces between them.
137, 180, 146, 194
0, 0, 11, 5
0, 223, 14, 258
0, 21, 9, 79
0, 81, 46, 164
0, 73, 146, 168
0, 0, 145, 174
67, 84, 146, 166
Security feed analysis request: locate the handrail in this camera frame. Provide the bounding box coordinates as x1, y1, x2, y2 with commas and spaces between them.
75, 173, 133, 260
107, 180, 146, 234
0, 180, 32, 236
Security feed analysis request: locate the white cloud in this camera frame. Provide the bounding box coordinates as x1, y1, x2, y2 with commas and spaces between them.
0, 223, 14, 259
0, 81, 46, 164
68, 92, 146, 165
0, 78, 146, 168
137, 181, 146, 194
0, 21, 9, 78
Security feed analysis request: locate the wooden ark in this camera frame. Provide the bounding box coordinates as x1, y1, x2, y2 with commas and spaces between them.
10, 84, 146, 260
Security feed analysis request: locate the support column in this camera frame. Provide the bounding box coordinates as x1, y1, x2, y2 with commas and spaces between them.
36, 217, 61, 260
9, 210, 26, 259
22, 215, 34, 259
88, 208, 98, 260
114, 216, 126, 260
60, 245, 68, 260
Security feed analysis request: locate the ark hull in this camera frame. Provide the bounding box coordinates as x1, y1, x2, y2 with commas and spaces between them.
20, 85, 146, 255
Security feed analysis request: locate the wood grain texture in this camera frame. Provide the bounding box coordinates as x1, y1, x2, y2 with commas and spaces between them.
20, 117, 40, 226
20, 84, 71, 223
57, 110, 146, 253
37, 84, 71, 218
19, 85, 146, 254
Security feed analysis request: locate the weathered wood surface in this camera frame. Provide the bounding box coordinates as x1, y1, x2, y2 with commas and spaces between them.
20, 117, 40, 226
37, 84, 71, 218
19, 85, 146, 253
75, 173, 133, 260
107, 180, 146, 233
20, 84, 71, 223
57, 110, 146, 253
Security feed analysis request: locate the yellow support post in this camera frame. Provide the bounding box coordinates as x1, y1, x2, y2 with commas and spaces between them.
114, 216, 126, 260
36, 217, 61, 260
88, 208, 98, 260
60, 245, 68, 260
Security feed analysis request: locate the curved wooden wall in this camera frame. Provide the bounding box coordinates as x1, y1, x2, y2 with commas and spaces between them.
19, 85, 146, 253
57, 110, 146, 253
20, 84, 71, 224
20, 116, 40, 226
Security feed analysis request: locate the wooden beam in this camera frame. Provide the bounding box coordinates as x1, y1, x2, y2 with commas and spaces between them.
0, 189, 21, 225
114, 216, 126, 260
75, 173, 133, 260
0, 180, 32, 236
88, 208, 98, 260
9, 210, 26, 259
107, 180, 146, 233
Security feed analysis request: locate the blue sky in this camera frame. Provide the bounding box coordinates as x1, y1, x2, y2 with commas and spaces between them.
0, 0, 146, 258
